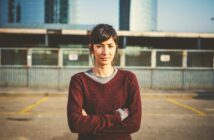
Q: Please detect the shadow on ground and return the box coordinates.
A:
[194,91,214,100]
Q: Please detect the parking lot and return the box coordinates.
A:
[0,93,214,140]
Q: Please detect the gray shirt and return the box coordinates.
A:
[84,68,118,84]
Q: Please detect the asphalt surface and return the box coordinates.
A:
[1,87,214,97]
[0,88,214,140]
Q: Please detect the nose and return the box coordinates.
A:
[102,46,109,55]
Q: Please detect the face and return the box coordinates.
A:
[92,37,117,67]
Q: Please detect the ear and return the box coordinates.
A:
[88,44,93,53]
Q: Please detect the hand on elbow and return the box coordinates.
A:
[82,109,87,116]
[116,108,129,121]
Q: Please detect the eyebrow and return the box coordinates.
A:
[99,43,115,45]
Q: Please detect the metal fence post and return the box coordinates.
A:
[27,48,32,87]
[182,50,187,69]
[58,48,63,67]
[151,50,156,88]
[58,48,63,88]
[182,50,187,89]
[151,49,156,68]
[27,48,32,67]
[120,49,126,68]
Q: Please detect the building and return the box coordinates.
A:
[0,0,79,28]
[119,0,157,31]
[45,0,78,24]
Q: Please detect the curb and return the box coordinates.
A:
[0,88,214,98]
[1,92,214,99]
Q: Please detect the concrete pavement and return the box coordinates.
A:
[0,87,214,99]
[0,92,214,140]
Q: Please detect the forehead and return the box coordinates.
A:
[97,37,115,45]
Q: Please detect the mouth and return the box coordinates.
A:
[100,57,109,61]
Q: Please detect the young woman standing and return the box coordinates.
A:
[67,24,142,140]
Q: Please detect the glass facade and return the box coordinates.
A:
[119,0,157,31]
[0,0,80,28]
[119,0,130,30]
[45,0,69,24]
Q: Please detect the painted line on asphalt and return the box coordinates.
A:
[166,98,207,116]
[18,96,48,114]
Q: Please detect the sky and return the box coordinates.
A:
[78,0,214,33]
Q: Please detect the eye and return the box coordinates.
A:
[108,44,115,48]
[95,45,102,48]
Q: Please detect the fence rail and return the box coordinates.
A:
[0,48,214,89]
[0,48,214,69]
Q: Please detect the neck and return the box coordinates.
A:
[93,65,114,77]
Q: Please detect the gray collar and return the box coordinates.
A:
[84,68,118,84]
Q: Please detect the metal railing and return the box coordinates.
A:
[0,48,213,89]
[0,47,213,69]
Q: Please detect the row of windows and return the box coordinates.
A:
[8,0,21,23]
[119,0,157,31]
[2,0,75,24]
[0,48,213,68]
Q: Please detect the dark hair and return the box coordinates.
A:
[89,24,118,49]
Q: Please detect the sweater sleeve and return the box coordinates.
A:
[67,74,122,134]
[96,72,142,135]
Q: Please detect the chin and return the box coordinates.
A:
[99,61,111,66]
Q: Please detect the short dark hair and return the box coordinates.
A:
[89,24,118,45]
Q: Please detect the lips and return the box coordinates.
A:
[101,58,108,60]
[100,57,110,61]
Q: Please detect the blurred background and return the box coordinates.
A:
[1,0,214,32]
[0,1,214,140]
[0,0,214,89]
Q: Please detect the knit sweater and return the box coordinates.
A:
[67,69,142,140]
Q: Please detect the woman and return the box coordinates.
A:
[67,24,142,140]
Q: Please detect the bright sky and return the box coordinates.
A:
[78,0,214,33]
[158,0,214,33]
[78,0,118,28]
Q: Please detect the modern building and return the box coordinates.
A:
[0,0,80,28]
[119,0,157,31]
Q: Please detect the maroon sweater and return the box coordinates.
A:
[67,69,142,140]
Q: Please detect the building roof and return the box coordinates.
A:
[0,28,214,38]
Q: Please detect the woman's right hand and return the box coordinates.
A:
[82,109,87,116]
[116,108,129,121]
